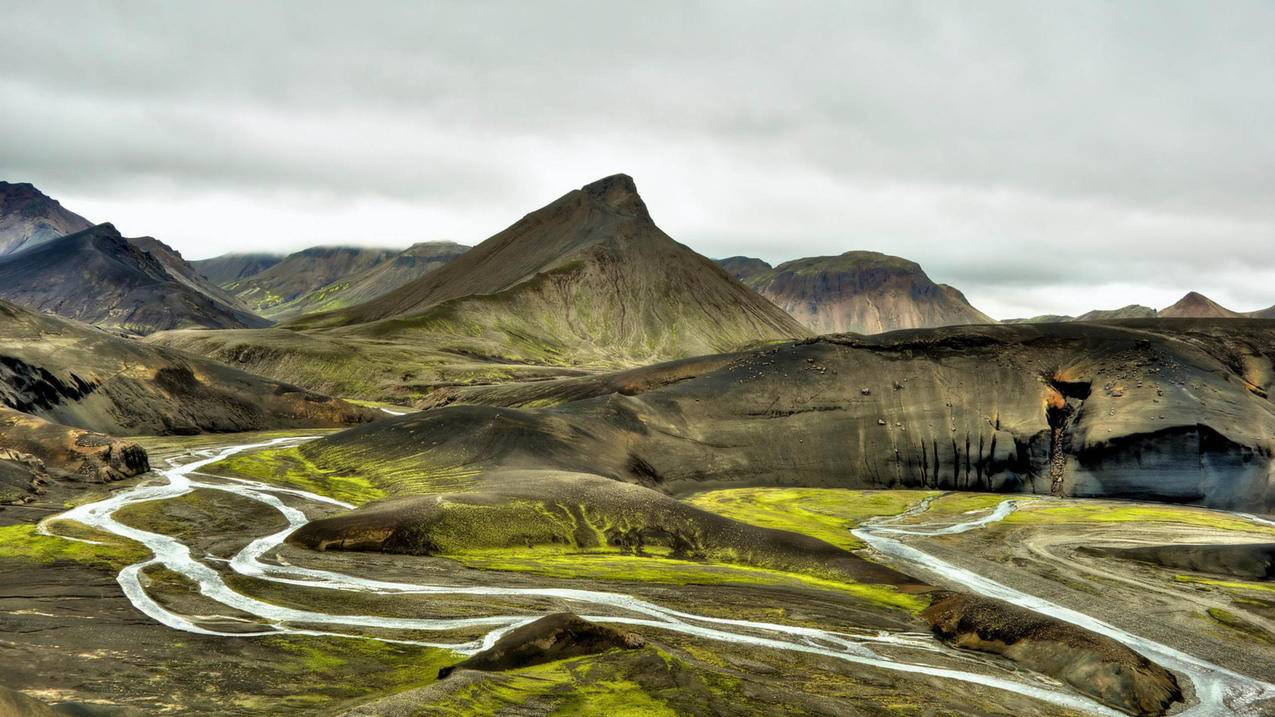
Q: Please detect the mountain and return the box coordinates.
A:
[224,246,400,318]
[1250,305,1275,319]
[1074,305,1159,321]
[734,250,994,334]
[191,252,284,285]
[149,175,810,400]
[0,223,269,334]
[715,256,772,282]
[1158,292,1243,319]
[0,181,93,256]
[0,299,375,435]
[253,241,470,320]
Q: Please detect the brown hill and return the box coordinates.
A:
[0,224,270,334]
[0,181,93,256]
[738,251,994,334]
[1159,292,1243,318]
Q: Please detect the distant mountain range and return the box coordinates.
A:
[717,251,994,334]
[1007,292,1275,323]
[190,252,284,285]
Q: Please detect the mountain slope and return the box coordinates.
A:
[0,182,93,256]
[715,256,772,282]
[191,252,284,285]
[1074,305,1159,321]
[0,299,375,435]
[738,251,994,334]
[259,241,469,320]
[150,175,810,400]
[1159,292,1243,319]
[225,246,399,318]
[0,224,269,334]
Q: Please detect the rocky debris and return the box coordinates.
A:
[0,407,149,500]
[437,612,645,679]
[1081,543,1275,580]
[922,591,1182,716]
[0,448,50,504]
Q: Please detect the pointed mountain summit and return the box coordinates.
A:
[1158,292,1242,319]
[737,250,994,334]
[0,223,269,334]
[288,174,807,364]
[0,181,93,256]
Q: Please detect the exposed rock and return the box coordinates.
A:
[0,406,148,502]
[437,612,645,678]
[922,591,1182,716]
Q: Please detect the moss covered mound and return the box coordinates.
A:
[438,612,645,678]
[922,591,1182,716]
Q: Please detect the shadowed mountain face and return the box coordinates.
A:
[224,246,400,318]
[0,224,270,334]
[726,251,994,334]
[328,319,1275,513]
[0,182,93,256]
[0,299,375,435]
[191,252,284,285]
[149,175,809,399]
[715,255,772,282]
[253,241,470,320]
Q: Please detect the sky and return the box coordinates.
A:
[2,1,1273,319]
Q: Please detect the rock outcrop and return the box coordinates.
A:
[437,613,645,678]
[922,591,1182,716]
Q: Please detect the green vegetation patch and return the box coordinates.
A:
[206,446,386,505]
[0,521,149,570]
[1173,574,1275,594]
[238,634,455,712]
[688,488,938,550]
[1007,503,1275,535]
[450,545,925,613]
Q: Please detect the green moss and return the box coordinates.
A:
[449,545,925,613]
[1008,504,1275,535]
[689,488,937,551]
[549,678,678,716]
[0,521,149,569]
[205,446,386,505]
[1174,574,1275,594]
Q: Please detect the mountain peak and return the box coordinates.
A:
[1159,291,1241,318]
[580,174,648,219]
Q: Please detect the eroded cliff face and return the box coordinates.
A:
[345,320,1275,512]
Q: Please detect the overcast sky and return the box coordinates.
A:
[2,2,1273,318]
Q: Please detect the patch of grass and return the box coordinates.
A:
[1007,503,1275,535]
[206,446,386,505]
[449,545,926,613]
[1173,574,1275,594]
[688,488,937,551]
[251,634,456,710]
[0,521,149,570]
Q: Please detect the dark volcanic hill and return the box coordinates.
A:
[736,251,994,334]
[192,252,284,285]
[303,319,1275,513]
[0,299,375,435]
[1159,291,1244,319]
[225,246,400,318]
[0,181,93,256]
[260,241,470,320]
[0,223,269,334]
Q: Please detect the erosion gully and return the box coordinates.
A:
[45,436,1275,716]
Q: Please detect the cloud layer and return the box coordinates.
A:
[3,1,1273,318]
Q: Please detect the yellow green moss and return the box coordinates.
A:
[205,446,385,505]
[0,521,149,569]
[1007,504,1275,535]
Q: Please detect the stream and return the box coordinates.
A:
[46,436,1275,715]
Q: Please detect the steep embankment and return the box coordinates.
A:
[0,181,93,256]
[728,251,994,334]
[150,175,809,400]
[0,300,376,435]
[224,246,400,318]
[0,224,270,334]
[298,319,1275,513]
[0,406,148,504]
